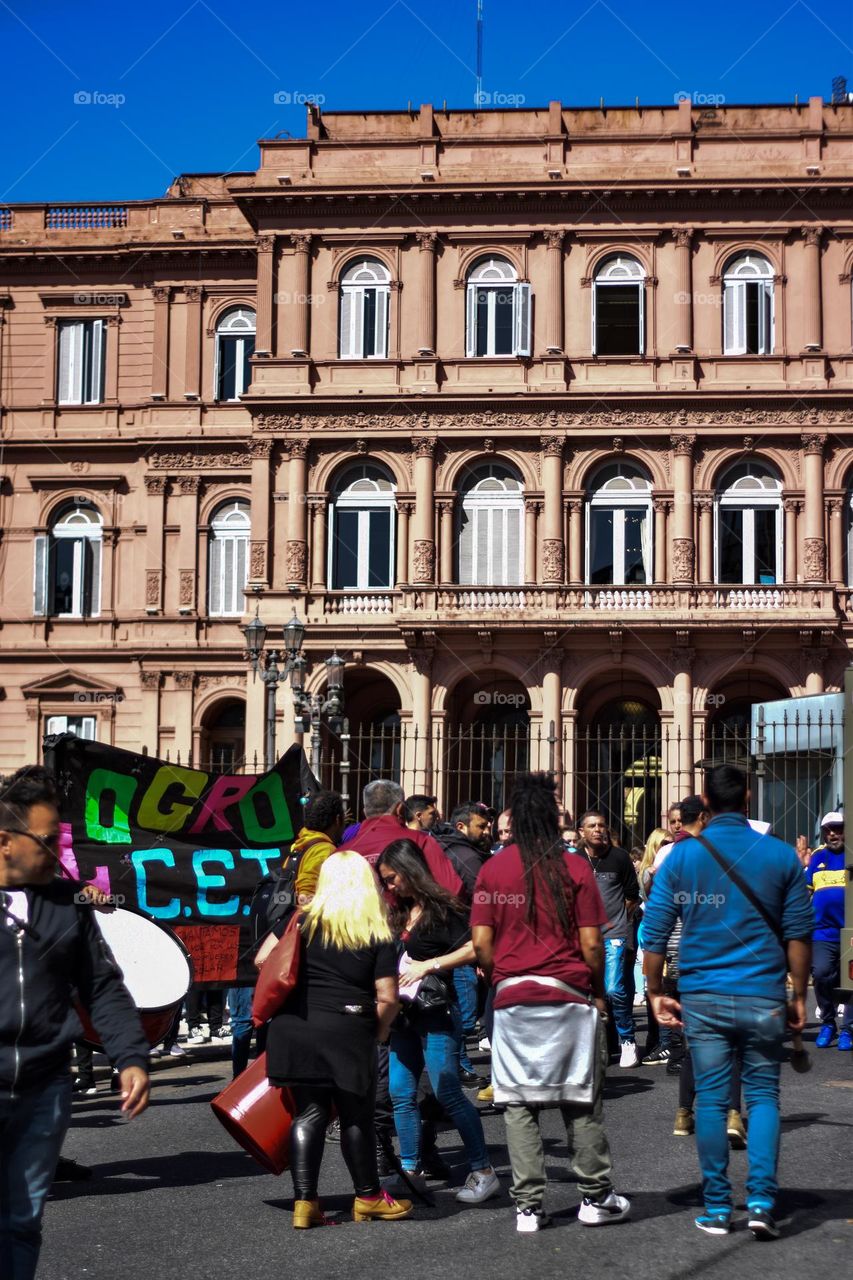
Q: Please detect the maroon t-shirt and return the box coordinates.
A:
[470,845,606,1008]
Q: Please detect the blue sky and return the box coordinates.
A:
[2,0,852,202]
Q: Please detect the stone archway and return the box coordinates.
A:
[199,698,246,771]
[441,670,531,814]
[319,668,402,814]
[575,678,662,850]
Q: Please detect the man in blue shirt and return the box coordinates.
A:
[806,812,852,1050]
[642,765,813,1241]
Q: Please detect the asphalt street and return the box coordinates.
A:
[42,1020,851,1280]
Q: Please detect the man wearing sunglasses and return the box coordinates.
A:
[0,765,150,1280]
[806,812,852,1051]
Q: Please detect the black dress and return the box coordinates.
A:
[266,930,397,1094]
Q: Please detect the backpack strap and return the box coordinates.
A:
[693,832,785,946]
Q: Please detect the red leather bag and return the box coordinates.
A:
[251,914,302,1027]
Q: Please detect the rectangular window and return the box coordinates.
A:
[57,319,105,404]
[595,286,641,356]
[589,509,615,583]
[363,289,377,358]
[332,509,360,589]
[52,539,77,614]
[493,289,514,355]
[754,508,777,583]
[719,508,744,583]
[623,510,648,584]
[45,714,96,739]
[366,509,391,588]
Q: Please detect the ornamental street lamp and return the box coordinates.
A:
[241,598,307,768]
[292,650,347,778]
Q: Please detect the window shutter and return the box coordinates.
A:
[590,283,597,355]
[724,281,746,354]
[491,508,506,583]
[465,285,477,358]
[58,321,83,404]
[506,506,522,584]
[352,288,365,358]
[637,284,645,355]
[234,534,248,612]
[374,286,389,358]
[475,507,490,584]
[239,336,255,395]
[45,716,67,736]
[514,282,532,356]
[339,289,354,358]
[80,716,97,740]
[223,538,235,614]
[759,281,774,354]
[33,534,48,616]
[90,538,102,616]
[458,507,473,583]
[209,535,223,614]
[86,319,105,403]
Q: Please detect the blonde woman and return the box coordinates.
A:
[638,827,671,901]
[266,851,412,1227]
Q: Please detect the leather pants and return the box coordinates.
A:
[290,1085,380,1199]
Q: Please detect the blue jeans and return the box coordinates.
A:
[0,1073,72,1280]
[227,987,266,1078]
[452,965,478,1073]
[812,937,853,1031]
[682,992,786,1215]
[603,937,635,1042]
[390,1006,490,1174]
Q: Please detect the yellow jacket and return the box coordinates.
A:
[292,827,336,899]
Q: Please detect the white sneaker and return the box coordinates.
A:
[455,1168,501,1205]
[478,1036,491,1052]
[169,1043,187,1057]
[185,1026,209,1045]
[619,1041,639,1069]
[578,1191,631,1226]
[516,1206,552,1233]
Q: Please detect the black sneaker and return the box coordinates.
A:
[665,1057,683,1076]
[748,1208,780,1240]
[54,1157,92,1183]
[459,1068,486,1088]
[421,1146,452,1181]
[641,1046,671,1066]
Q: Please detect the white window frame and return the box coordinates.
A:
[715,466,783,585]
[214,307,256,401]
[339,258,391,359]
[43,506,103,618]
[465,257,531,358]
[208,501,250,616]
[57,318,105,405]
[591,255,645,356]
[328,466,396,590]
[722,254,774,356]
[45,714,96,739]
[585,466,653,585]
[457,466,525,586]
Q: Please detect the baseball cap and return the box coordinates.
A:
[820,811,844,828]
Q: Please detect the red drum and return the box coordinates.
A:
[210,1052,294,1175]
[77,907,193,1049]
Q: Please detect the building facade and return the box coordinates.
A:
[1,97,852,837]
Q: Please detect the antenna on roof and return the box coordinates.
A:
[831,74,849,103]
[476,0,484,107]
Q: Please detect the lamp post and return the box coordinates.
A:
[291,648,347,778]
[241,600,306,768]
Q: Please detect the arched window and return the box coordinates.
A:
[34,503,103,617]
[465,257,531,358]
[722,253,774,355]
[716,462,782,585]
[215,307,256,400]
[339,258,390,359]
[592,255,645,356]
[457,463,525,585]
[586,462,652,585]
[329,464,396,590]
[208,501,250,616]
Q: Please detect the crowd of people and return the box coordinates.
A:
[1,756,850,1274]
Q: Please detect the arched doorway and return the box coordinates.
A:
[200,699,246,772]
[701,673,788,768]
[576,683,661,849]
[442,672,530,814]
[320,669,401,814]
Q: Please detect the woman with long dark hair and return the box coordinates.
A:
[377,839,500,1206]
[471,773,631,1233]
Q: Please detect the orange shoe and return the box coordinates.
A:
[352,1190,413,1222]
[293,1199,326,1229]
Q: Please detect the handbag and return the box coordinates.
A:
[251,913,302,1027]
[412,971,451,1014]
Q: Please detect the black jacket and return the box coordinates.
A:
[0,879,149,1100]
[434,828,489,900]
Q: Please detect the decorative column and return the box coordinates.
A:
[289,234,312,356]
[255,234,275,357]
[415,232,437,354]
[103,315,120,404]
[144,475,167,612]
[827,497,845,586]
[669,634,694,807]
[670,435,696,583]
[410,648,433,791]
[524,500,539,585]
[411,437,436,584]
[801,434,827,582]
[801,226,823,352]
[396,500,413,586]
[673,228,693,352]
[540,648,563,779]
[151,287,170,399]
[437,500,455,584]
[172,672,195,761]
[309,495,327,591]
[42,315,57,403]
[139,671,162,755]
[248,439,272,588]
[183,286,202,399]
[540,435,565,582]
[784,500,800,583]
[567,499,583,584]
[696,497,713,583]
[653,499,669,584]
[176,475,200,614]
[544,231,565,353]
[286,439,309,586]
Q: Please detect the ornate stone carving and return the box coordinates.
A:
[290,233,313,253]
[410,647,433,676]
[144,474,168,495]
[412,436,436,459]
[246,438,272,460]
[483,438,495,453]
[249,540,267,580]
[69,461,88,475]
[544,230,565,250]
[185,286,203,302]
[355,438,369,454]
[140,670,161,691]
[145,570,161,607]
[743,436,755,453]
[541,538,565,583]
[178,570,195,607]
[256,412,300,431]
[612,437,624,454]
[150,450,251,470]
[670,433,696,456]
[412,539,436,583]
[801,432,827,456]
[396,499,415,517]
[286,540,308,583]
[802,537,827,581]
[783,498,802,515]
[540,435,565,457]
[256,234,276,253]
[415,231,437,251]
[673,228,694,248]
[671,537,695,582]
[174,671,195,690]
[152,286,171,303]
[288,439,309,460]
[801,226,823,248]
[177,475,201,495]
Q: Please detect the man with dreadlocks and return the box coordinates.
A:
[471,772,631,1234]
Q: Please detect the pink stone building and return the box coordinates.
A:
[1,98,851,833]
